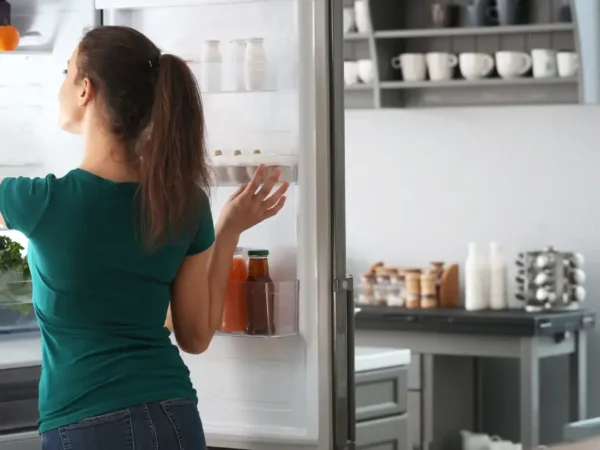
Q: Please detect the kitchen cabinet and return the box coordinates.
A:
[355,347,411,450]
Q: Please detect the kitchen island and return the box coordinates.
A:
[355,306,595,450]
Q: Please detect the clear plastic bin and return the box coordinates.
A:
[0,280,37,334]
[217,279,299,338]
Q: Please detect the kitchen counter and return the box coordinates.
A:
[355,346,410,372]
[0,333,41,370]
[355,305,595,336]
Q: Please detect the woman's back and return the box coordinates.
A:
[1,169,213,433]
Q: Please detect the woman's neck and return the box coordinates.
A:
[80,125,138,182]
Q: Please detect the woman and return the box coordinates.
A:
[0,26,288,450]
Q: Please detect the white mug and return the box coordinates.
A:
[495,51,532,79]
[343,7,355,34]
[426,52,458,81]
[344,61,359,85]
[357,59,374,84]
[459,53,494,80]
[354,0,371,33]
[531,48,558,78]
[392,53,427,82]
[557,51,579,78]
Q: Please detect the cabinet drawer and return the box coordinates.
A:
[356,414,409,450]
[356,367,407,422]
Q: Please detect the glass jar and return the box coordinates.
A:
[387,271,405,307]
[374,271,390,305]
[357,273,375,304]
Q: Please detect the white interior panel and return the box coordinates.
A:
[107,1,328,448]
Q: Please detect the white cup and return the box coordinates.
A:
[459,53,495,80]
[343,7,355,34]
[557,51,579,78]
[495,51,532,79]
[357,59,374,84]
[344,61,359,85]
[531,48,558,78]
[354,0,371,33]
[426,52,458,81]
[392,53,427,82]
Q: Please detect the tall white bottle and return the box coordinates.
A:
[200,40,222,93]
[465,242,487,311]
[489,242,508,310]
[244,38,268,91]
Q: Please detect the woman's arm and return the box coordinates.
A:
[169,165,288,354]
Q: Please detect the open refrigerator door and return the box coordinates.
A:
[97,0,353,448]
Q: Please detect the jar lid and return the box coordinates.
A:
[248,249,269,257]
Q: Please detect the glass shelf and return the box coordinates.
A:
[212,153,297,185]
[217,279,299,338]
[0,280,36,335]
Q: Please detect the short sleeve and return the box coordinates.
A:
[186,193,215,256]
[0,175,54,237]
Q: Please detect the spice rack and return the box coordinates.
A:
[216,279,299,338]
[356,262,460,309]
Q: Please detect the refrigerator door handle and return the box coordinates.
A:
[333,275,356,450]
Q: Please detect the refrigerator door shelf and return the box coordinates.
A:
[217,279,299,338]
[212,154,298,186]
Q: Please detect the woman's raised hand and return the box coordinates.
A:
[218,164,289,236]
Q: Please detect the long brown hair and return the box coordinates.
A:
[76,26,210,246]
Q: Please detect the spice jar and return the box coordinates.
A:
[358,273,375,304]
[404,271,421,309]
[388,270,405,307]
[374,270,390,305]
[430,261,445,303]
[420,271,438,309]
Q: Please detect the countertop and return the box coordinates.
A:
[355,305,596,336]
[0,333,42,370]
[0,334,411,374]
[355,346,410,372]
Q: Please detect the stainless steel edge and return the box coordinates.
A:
[326,0,355,446]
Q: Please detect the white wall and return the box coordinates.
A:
[345,106,600,442]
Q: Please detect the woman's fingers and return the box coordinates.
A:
[261,182,289,210]
[244,164,266,197]
[255,167,281,200]
[263,196,286,219]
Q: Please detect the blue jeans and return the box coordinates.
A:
[41,399,207,450]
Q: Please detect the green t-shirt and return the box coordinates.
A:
[0,169,215,433]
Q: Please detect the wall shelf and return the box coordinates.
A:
[374,23,575,39]
[379,77,577,90]
[343,0,582,108]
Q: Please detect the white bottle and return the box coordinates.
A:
[354,0,372,33]
[200,40,222,93]
[230,39,247,91]
[244,38,268,91]
[465,242,487,311]
[489,242,508,310]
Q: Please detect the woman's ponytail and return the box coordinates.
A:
[140,53,210,247]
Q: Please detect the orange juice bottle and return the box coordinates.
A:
[221,249,248,333]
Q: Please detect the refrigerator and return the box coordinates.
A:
[0,0,354,449]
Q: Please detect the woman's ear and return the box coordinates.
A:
[79,77,94,107]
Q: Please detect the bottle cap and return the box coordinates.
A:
[248,249,269,257]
